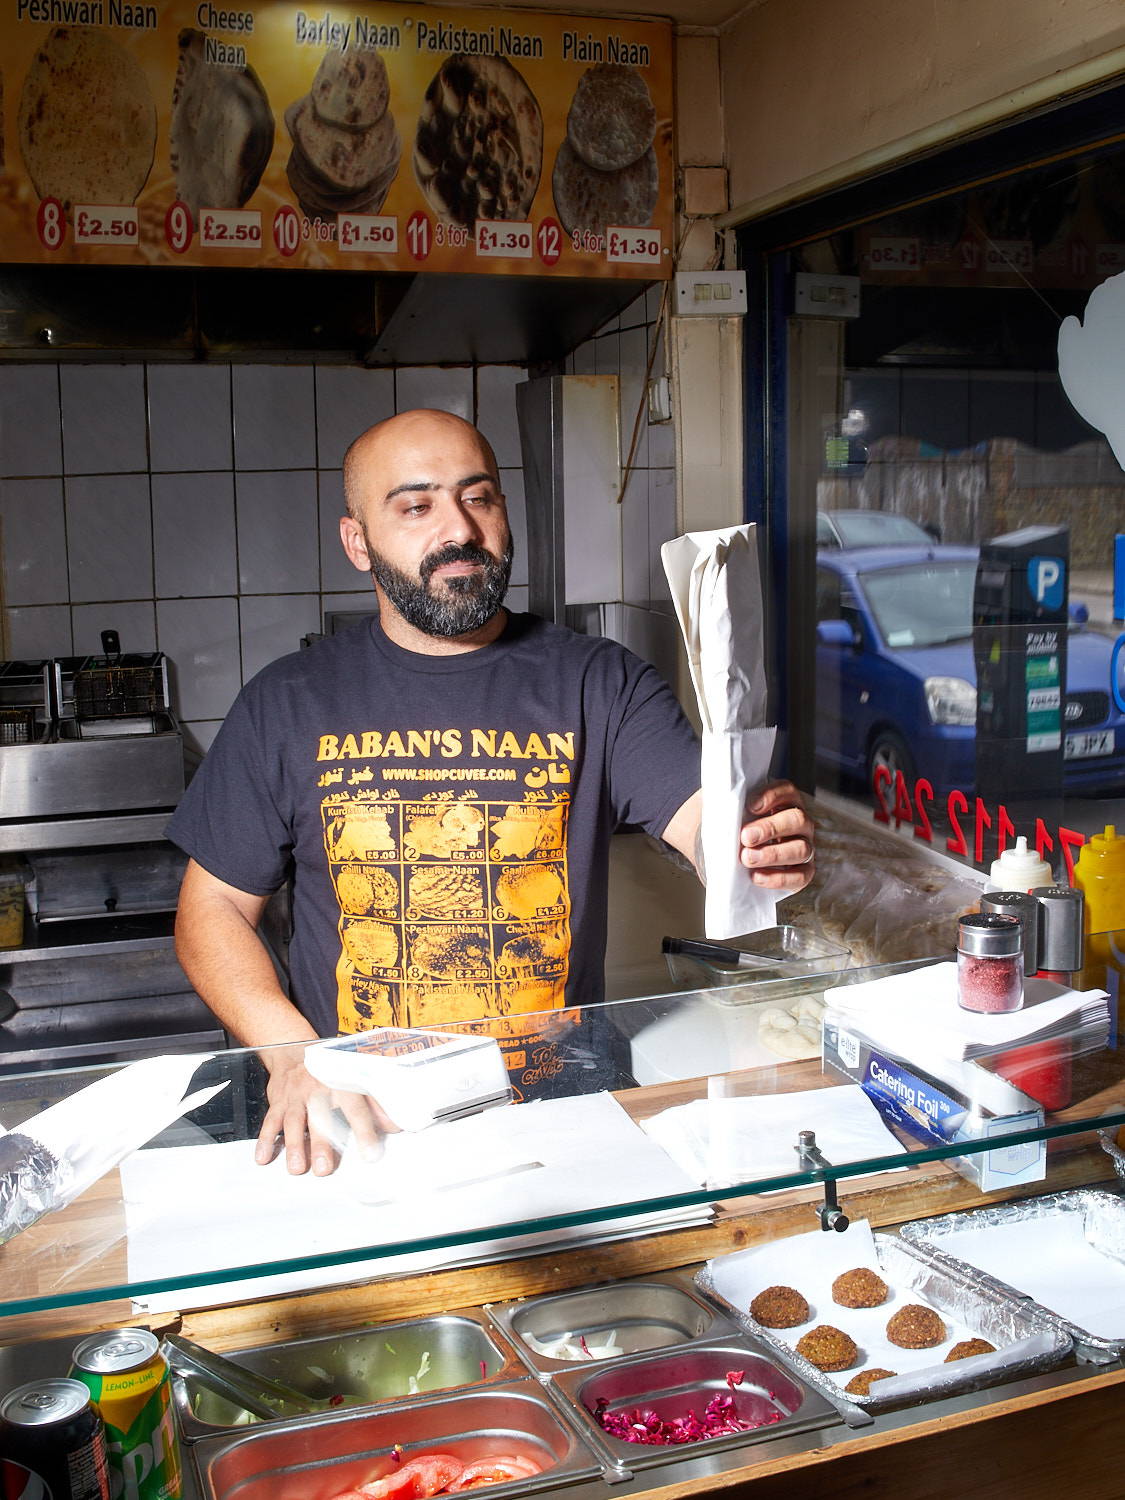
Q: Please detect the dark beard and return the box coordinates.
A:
[365,534,514,638]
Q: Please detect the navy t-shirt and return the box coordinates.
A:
[168,612,701,1037]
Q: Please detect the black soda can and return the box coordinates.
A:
[0,1377,110,1500]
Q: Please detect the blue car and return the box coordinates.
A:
[814,544,1125,799]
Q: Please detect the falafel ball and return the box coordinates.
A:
[749,1284,810,1328]
[886,1303,946,1349]
[831,1267,890,1309]
[945,1337,996,1361]
[844,1367,897,1396]
[795,1323,859,1372]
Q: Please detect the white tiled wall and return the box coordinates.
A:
[567,282,679,617]
[0,288,678,754]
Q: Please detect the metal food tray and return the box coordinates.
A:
[173,1311,525,1444]
[695,1233,1070,1415]
[900,1188,1125,1364]
[488,1271,738,1375]
[547,1338,840,1472]
[191,1380,604,1500]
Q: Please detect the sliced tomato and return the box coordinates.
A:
[446,1456,542,1491]
[395,1453,466,1498]
[330,1491,378,1500]
[356,1468,423,1500]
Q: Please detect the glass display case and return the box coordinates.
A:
[3,954,1125,1499]
[0,955,1121,1324]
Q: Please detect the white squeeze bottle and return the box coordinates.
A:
[986,835,1053,893]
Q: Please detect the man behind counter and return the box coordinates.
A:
[169,408,815,1175]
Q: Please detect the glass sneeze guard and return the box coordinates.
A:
[1,954,1122,1321]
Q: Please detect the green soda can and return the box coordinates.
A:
[69,1329,183,1500]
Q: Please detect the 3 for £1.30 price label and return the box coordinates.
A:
[74,205,139,246]
[606,227,662,265]
[476,220,533,259]
[200,208,262,249]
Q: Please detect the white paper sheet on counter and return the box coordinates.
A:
[662,525,780,940]
[640,1084,907,1188]
[121,1093,710,1312]
[936,1214,1125,1338]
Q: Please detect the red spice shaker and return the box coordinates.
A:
[956,913,1024,1013]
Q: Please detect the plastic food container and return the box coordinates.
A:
[489,1274,736,1373]
[172,1314,520,1443]
[549,1341,839,1470]
[191,1382,600,1500]
[662,927,851,1000]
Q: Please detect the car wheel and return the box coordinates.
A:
[867,729,916,788]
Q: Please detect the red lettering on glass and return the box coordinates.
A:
[947,790,969,856]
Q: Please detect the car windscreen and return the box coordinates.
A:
[859,561,977,649]
[831,513,931,546]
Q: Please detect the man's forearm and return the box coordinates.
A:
[174,861,317,1050]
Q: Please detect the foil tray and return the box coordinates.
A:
[172,1311,524,1444]
[488,1270,738,1374]
[191,1380,604,1500]
[900,1188,1125,1364]
[695,1233,1070,1415]
[547,1338,840,1471]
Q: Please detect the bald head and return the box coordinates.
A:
[338,406,512,648]
[342,408,499,518]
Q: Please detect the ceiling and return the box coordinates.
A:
[466,0,755,29]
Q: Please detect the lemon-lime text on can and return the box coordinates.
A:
[69,1331,182,1500]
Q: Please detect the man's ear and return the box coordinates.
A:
[340,514,372,574]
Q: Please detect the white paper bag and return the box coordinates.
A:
[662,525,780,938]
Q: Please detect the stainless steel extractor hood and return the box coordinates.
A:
[0,265,650,366]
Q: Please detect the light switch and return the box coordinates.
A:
[674,271,747,318]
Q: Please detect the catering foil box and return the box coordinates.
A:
[900,1188,1125,1364]
[695,1233,1070,1415]
[822,1010,1045,1191]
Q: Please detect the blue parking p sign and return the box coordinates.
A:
[1029,555,1065,610]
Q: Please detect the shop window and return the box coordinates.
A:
[746,110,1125,883]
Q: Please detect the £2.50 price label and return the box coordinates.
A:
[606,227,662,265]
[201,208,262,249]
[339,214,398,253]
[476,220,533,258]
[74,204,139,246]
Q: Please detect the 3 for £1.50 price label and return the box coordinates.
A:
[338,214,398,253]
[74,205,139,246]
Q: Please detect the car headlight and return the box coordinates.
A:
[925,675,977,726]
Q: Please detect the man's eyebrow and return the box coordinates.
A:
[383,473,499,502]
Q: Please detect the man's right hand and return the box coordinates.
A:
[254,1049,398,1175]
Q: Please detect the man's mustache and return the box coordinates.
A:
[420,542,498,584]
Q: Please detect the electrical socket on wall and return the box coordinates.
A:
[673,270,748,318]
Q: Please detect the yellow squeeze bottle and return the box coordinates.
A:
[1072,825,1125,1004]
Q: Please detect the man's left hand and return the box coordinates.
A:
[739,781,815,891]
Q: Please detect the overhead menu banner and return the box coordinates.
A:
[0,3,673,276]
